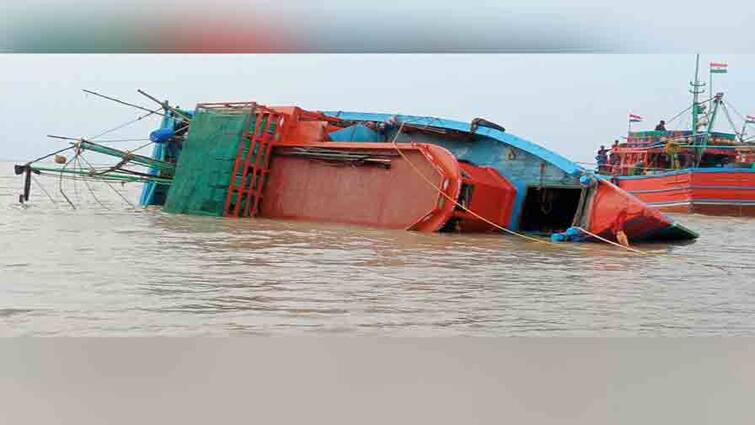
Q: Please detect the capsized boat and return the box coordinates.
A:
[597,55,755,216]
[132,101,697,243]
[14,93,698,244]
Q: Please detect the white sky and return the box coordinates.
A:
[4,1,755,53]
[1,54,754,164]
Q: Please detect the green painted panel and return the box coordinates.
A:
[163,109,253,216]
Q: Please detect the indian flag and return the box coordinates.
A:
[629,113,642,123]
[710,62,728,74]
[746,115,755,124]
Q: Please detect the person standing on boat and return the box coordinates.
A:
[595,145,609,173]
[664,141,681,169]
[609,140,620,174]
[632,160,645,176]
[655,120,667,131]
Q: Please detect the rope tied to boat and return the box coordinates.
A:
[390,126,732,271]
[389,122,649,255]
[573,226,647,255]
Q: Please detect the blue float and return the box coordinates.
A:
[149,128,175,144]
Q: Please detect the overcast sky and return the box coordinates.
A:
[4,0,755,53]
[2,54,754,164]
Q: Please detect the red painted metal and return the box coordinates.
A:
[260,142,461,232]
[212,101,470,232]
[223,107,256,217]
[269,106,338,144]
[223,106,286,217]
[586,179,679,240]
[404,143,463,232]
[453,163,516,232]
[234,112,266,217]
[615,170,755,216]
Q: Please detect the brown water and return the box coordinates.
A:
[1,164,754,336]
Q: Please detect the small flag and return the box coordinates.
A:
[629,113,643,123]
[746,115,755,124]
[710,62,728,74]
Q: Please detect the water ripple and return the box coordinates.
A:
[1,164,754,335]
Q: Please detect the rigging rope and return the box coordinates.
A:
[723,99,748,124]
[86,138,152,144]
[31,174,57,205]
[129,140,156,154]
[390,132,735,272]
[58,149,78,209]
[388,122,648,254]
[83,89,166,117]
[573,226,646,255]
[667,97,714,128]
[388,123,740,273]
[719,103,741,139]
[86,109,159,141]
[24,145,75,167]
[389,123,548,245]
[666,103,694,126]
[77,153,136,208]
[76,154,109,210]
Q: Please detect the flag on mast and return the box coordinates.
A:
[710,62,728,74]
[746,115,755,124]
[629,113,643,123]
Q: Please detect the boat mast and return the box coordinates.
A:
[706,93,723,135]
[690,54,706,141]
[699,92,724,160]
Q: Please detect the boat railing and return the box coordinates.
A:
[593,162,754,176]
[626,131,739,148]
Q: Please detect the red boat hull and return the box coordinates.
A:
[615,169,755,217]
[581,178,694,242]
[259,142,520,233]
[261,142,463,232]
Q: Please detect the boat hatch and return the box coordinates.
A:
[519,187,582,234]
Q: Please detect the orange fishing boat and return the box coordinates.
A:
[597,56,755,216]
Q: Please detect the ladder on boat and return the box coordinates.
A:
[223,107,286,218]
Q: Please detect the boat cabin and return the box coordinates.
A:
[601,130,754,176]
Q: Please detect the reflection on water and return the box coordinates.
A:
[1,166,754,335]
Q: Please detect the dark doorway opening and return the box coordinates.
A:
[519,187,582,233]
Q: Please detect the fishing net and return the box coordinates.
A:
[163,109,253,216]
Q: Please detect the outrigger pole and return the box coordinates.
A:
[57,138,175,172]
[14,145,76,204]
[15,138,174,205]
[16,89,190,206]
[137,89,193,122]
[82,88,191,125]
[83,89,166,117]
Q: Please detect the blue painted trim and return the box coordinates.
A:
[139,114,174,206]
[508,181,527,230]
[324,110,586,230]
[324,111,584,176]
